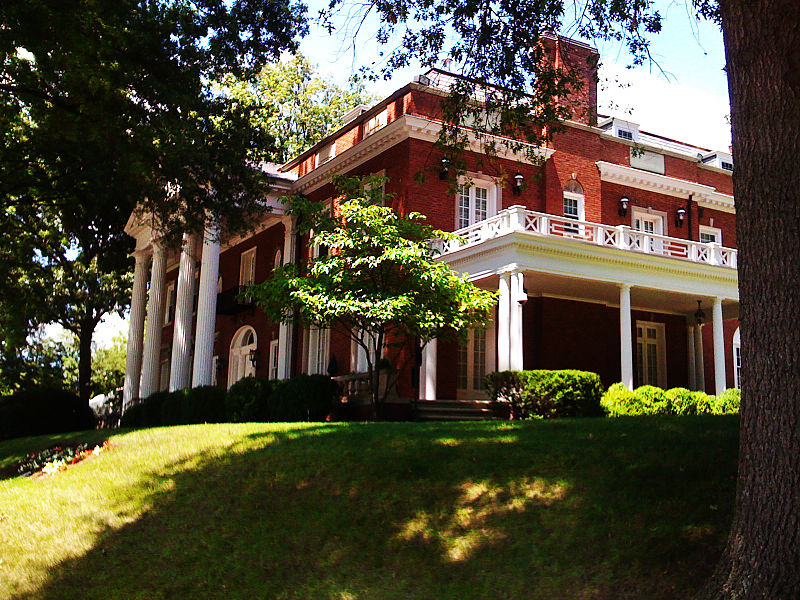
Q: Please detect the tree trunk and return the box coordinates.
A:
[76,319,96,403]
[699,1,800,597]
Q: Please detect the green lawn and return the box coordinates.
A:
[0,417,738,600]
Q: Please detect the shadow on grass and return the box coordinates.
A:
[16,417,738,600]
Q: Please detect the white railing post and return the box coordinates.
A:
[616,225,629,250]
[508,205,526,232]
[709,242,721,266]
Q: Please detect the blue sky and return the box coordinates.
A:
[298,0,731,150]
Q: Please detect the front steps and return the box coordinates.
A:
[415,399,495,421]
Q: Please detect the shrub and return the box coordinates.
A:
[485,370,604,419]
[160,390,187,426]
[692,391,717,415]
[600,383,640,416]
[714,388,741,414]
[664,387,697,415]
[184,386,227,424]
[119,400,144,428]
[0,388,97,440]
[226,377,273,422]
[270,375,339,422]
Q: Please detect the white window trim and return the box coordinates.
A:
[273,248,283,270]
[364,108,388,136]
[164,282,176,326]
[455,173,499,230]
[228,325,257,389]
[562,189,585,222]
[307,326,330,375]
[315,142,336,168]
[268,339,280,381]
[635,320,667,388]
[239,247,257,288]
[699,225,723,245]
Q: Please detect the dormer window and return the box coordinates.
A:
[721,161,734,171]
[364,109,388,136]
[701,151,733,171]
[617,129,634,141]
[315,142,335,167]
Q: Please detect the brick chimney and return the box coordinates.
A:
[542,34,599,126]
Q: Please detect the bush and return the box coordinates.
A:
[485,370,604,419]
[601,384,740,416]
[183,386,227,423]
[270,375,339,422]
[714,388,741,414]
[225,377,272,422]
[0,387,97,440]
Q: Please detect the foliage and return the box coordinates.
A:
[601,384,740,417]
[485,370,604,419]
[13,441,109,477]
[220,53,377,163]
[226,376,274,422]
[0,387,96,441]
[0,330,78,396]
[90,335,127,399]
[269,375,340,422]
[253,175,497,405]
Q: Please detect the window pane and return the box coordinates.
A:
[564,197,579,219]
[474,187,488,222]
[458,185,471,229]
[472,330,486,390]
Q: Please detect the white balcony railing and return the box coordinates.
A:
[434,206,738,269]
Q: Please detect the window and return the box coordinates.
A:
[211,355,219,386]
[217,275,223,294]
[636,321,666,387]
[699,225,722,245]
[733,327,742,389]
[228,326,257,388]
[456,329,488,399]
[307,327,330,375]
[364,109,388,136]
[315,142,335,167]
[721,161,734,171]
[165,282,177,326]
[617,129,634,140]
[159,345,171,392]
[562,180,585,234]
[273,249,282,270]
[632,209,665,253]
[239,247,256,302]
[456,176,498,230]
[269,339,279,380]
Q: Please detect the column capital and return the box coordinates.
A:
[130,248,151,262]
[619,283,633,291]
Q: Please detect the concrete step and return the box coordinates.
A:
[415,399,496,421]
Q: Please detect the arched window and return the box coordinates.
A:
[273,249,282,270]
[228,326,257,388]
[733,327,741,389]
[563,179,585,221]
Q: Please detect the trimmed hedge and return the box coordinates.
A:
[485,370,605,419]
[121,374,339,428]
[601,383,740,416]
[0,388,97,440]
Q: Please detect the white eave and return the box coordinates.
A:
[596,161,735,214]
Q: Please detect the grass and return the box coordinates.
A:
[0,417,738,599]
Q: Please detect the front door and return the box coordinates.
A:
[636,321,666,387]
[457,329,488,400]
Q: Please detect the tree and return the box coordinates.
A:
[91,335,127,399]
[220,54,378,164]
[253,175,497,407]
[316,1,798,596]
[0,0,308,399]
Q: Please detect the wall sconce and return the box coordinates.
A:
[439,157,450,180]
[248,348,259,368]
[512,173,524,196]
[694,301,706,326]
[618,196,629,217]
[675,207,687,228]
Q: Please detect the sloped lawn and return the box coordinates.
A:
[0,417,738,599]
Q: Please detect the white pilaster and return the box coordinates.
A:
[123,251,150,407]
[169,233,198,391]
[420,339,437,400]
[687,324,697,390]
[140,243,167,399]
[277,217,297,379]
[192,223,221,387]
[694,325,706,393]
[497,273,511,371]
[712,297,727,394]
[509,271,524,371]
[619,284,634,389]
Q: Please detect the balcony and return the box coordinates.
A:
[216,286,255,316]
[434,206,737,269]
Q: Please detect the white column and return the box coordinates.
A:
[497,273,511,371]
[694,325,706,393]
[687,324,697,390]
[169,233,198,391]
[420,339,437,400]
[712,297,727,394]
[277,217,297,379]
[509,271,524,371]
[123,250,150,407]
[191,223,221,387]
[619,284,634,389]
[140,243,167,399]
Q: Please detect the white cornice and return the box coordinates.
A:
[596,161,736,214]
[292,114,555,195]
